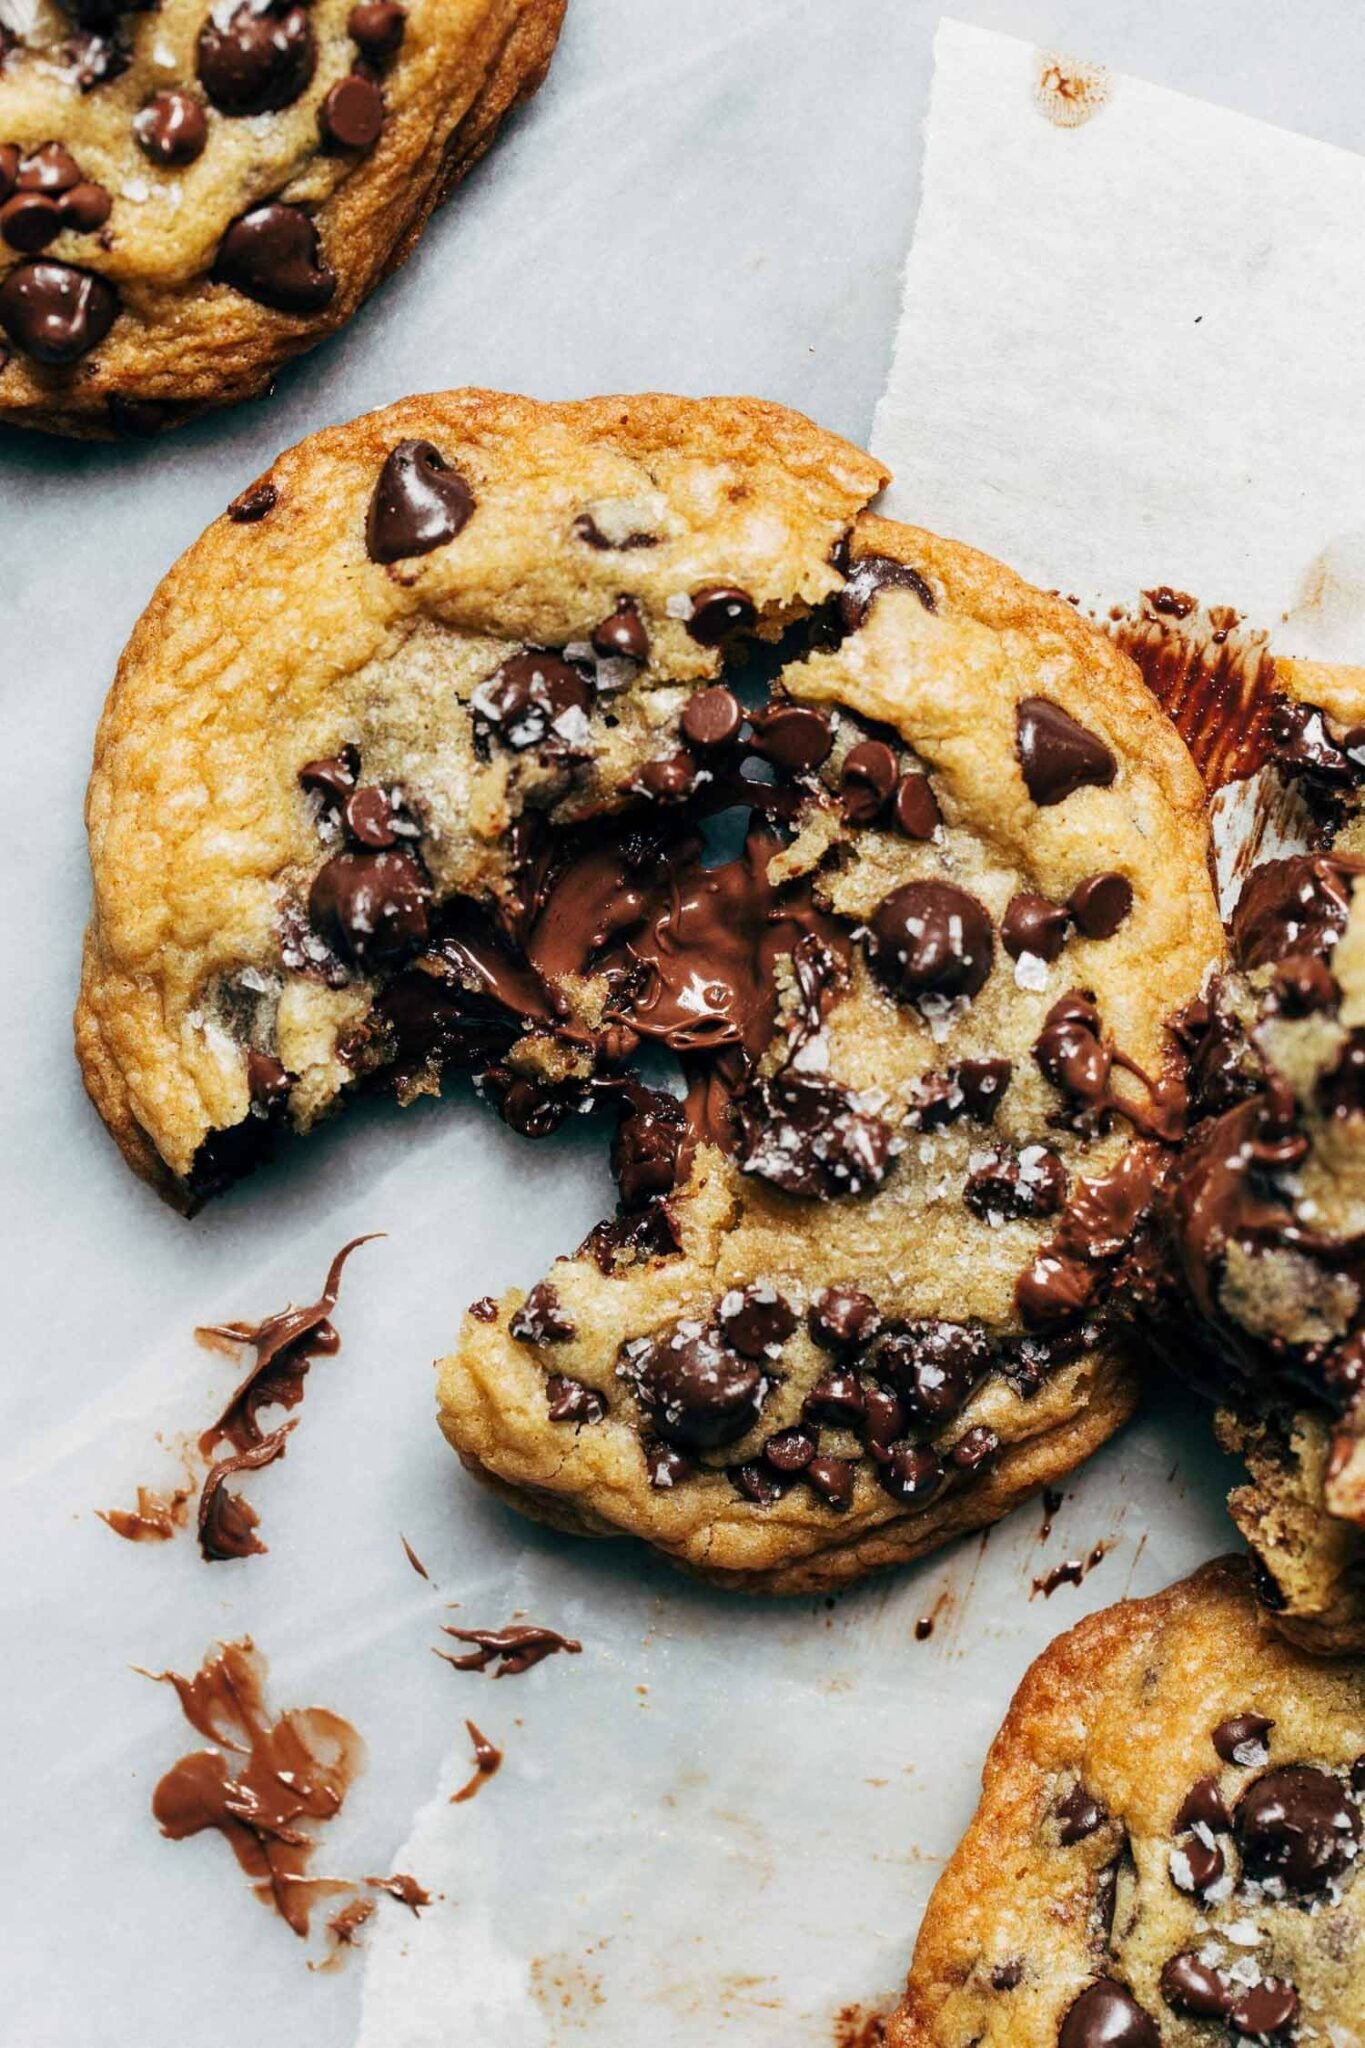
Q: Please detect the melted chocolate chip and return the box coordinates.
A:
[474,651,594,752]
[228,478,278,523]
[964,1146,1067,1221]
[957,1058,1014,1122]
[875,1320,988,1426]
[65,27,130,90]
[1176,1774,1231,1834]
[1057,1783,1106,1844]
[732,1461,790,1506]
[875,1442,945,1508]
[718,1285,795,1359]
[1234,1765,1362,1893]
[0,259,118,363]
[686,584,757,644]
[348,0,405,60]
[214,202,335,312]
[739,1070,894,1200]
[632,752,697,801]
[1272,953,1338,1016]
[1229,1981,1299,2039]
[624,1323,769,1450]
[838,552,935,630]
[893,773,941,840]
[308,849,430,972]
[1069,873,1133,940]
[197,0,316,115]
[867,881,994,1003]
[612,1085,684,1208]
[321,72,384,150]
[949,1424,998,1469]
[1016,698,1116,807]
[1171,1831,1225,1895]
[1160,1954,1234,2020]
[803,1368,866,1428]
[365,439,473,564]
[1212,1712,1273,1765]
[680,685,742,752]
[1034,991,1110,1108]
[510,1281,575,1345]
[545,1374,604,1424]
[645,1440,693,1488]
[135,89,209,164]
[763,1426,815,1474]
[591,597,649,663]
[1231,853,1365,971]
[749,703,833,776]
[1057,1982,1158,2048]
[804,1455,855,1509]
[808,1288,881,1350]
[1002,892,1070,962]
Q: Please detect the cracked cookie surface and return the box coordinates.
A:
[885,1558,1365,2048]
[0,0,564,433]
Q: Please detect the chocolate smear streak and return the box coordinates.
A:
[99,1481,192,1542]
[401,1535,432,1581]
[365,1871,431,1912]
[451,1720,503,1802]
[147,1639,364,1937]
[435,1622,582,1678]
[1032,1541,1110,1598]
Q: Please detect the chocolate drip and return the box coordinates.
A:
[436,1623,582,1677]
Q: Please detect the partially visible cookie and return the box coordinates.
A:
[0,0,565,435]
[886,1557,1365,2048]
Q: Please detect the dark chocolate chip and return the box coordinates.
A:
[841,739,898,824]
[65,27,130,90]
[644,1440,693,1489]
[964,1146,1067,1221]
[591,597,649,663]
[214,201,335,312]
[803,1369,867,1428]
[866,881,994,1002]
[343,784,412,849]
[1001,892,1070,963]
[625,1323,769,1450]
[875,1320,988,1427]
[838,552,935,630]
[134,89,209,165]
[808,1288,881,1350]
[59,180,111,233]
[718,1285,795,1359]
[366,438,474,564]
[1034,991,1110,1106]
[228,478,278,523]
[1057,1783,1106,1845]
[990,1962,1023,1993]
[892,773,941,840]
[738,1071,894,1201]
[246,1049,290,1106]
[307,848,430,972]
[732,1461,791,1506]
[763,1427,815,1474]
[1170,1831,1225,1895]
[16,142,82,193]
[861,1383,906,1449]
[686,583,756,645]
[545,1374,604,1424]
[804,1455,855,1509]
[510,1281,576,1345]
[1233,1764,1362,1893]
[633,751,697,800]
[347,0,405,61]
[680,685,742,751]
[1160,1954,1234,2021]
[198,0,316,116]
[875,1441,945,1507]
[749,703,833,776]
[1176,1775,1231,1834]
[1229,1981,1299,2039]
[0,259,118,362]
[1057,1982,1158,2048]
[956,1057,1014,1122]
[612,1086,684,1208]
[1272,952,1338,1016]
[949,1425,998,1470]
[1212,1713,1273,1765]
[299,748,359,803]
[1069,873,1134,940]
[468,1296,498,1323]
[1016,697,1117,806]
[0,192,63,253]
[320,71,384,150]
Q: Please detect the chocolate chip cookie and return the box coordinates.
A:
[1158,664,1365,1655]
[884,1558,1364,2048]
[0,0,565,435]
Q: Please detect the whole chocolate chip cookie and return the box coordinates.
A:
[884,1558,1364,2048]
[1155,663,1365,1655]
[0,0,565,435]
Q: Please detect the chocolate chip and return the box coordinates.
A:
[875,1320,988,1426]
[1212,1712,1273,1765]
[964,1146,1067,1221]
[343,784,414,849]
[1069,873,1133,940]
[308,849,430,972]
[65,27,130,90]
[718,1285,795,1359]
[1176,1775,1231,1834]
[320,72,384,150]
[348,0,405,60]
[591,597,649,663]
[634,752,697,800]
[16,142,82,193]
[510,1281,576,1345]
[0,145,17,202]
[1170,1831,1225,1895]
[862,1384,906,1449]
[893,773,940,840]
[866,881,995,1002]
[1233,1764,1362,1893]
[60,180,111,234]
[624,1323,769,1450]
[739,1071,894,1200]
[0,259,118,362]
[545,1374,604,1424]
[494,1076,572,1140]
[804,1455,855,1509]
[956,1058,1013,1122]
[246,1049,290,1106]
[733,1461,791,1506]
[612,1086,684,1208]
[0,192,63,253]
[1034,991,1110,1107]
[989,1962,1023,1993]
[644,1440,693,1488]
[949,1425,998,1470]
[1229,1981,1299,2039]
[841,739,898,823]
[1232,852,1365,970]
[469,1296,498,1323]
[838,552,935,631]
[300,748,359,804]
[1272,952,1338,1016]
[1057,1982,1158,2048]
[134,89,209,165]
[876,1442,945,1507]
[228,478,278,523]
[366,438,474,565]
[214,201,335,312]
[749,704,833,776]
[1001,892,1070,963]
[763,1427,815,1474]
[808,1288,881,1350]
[474,651,594,753]
[1160,1954,1234,2021]
[1016,698,1117,806]
[680,685,742,751]
[686,583,757,645]
[1057,1783,1106,1844]
[803,1369,866,1428]
[198,0,316,115]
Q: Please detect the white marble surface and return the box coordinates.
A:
[5,4,1365,2044]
